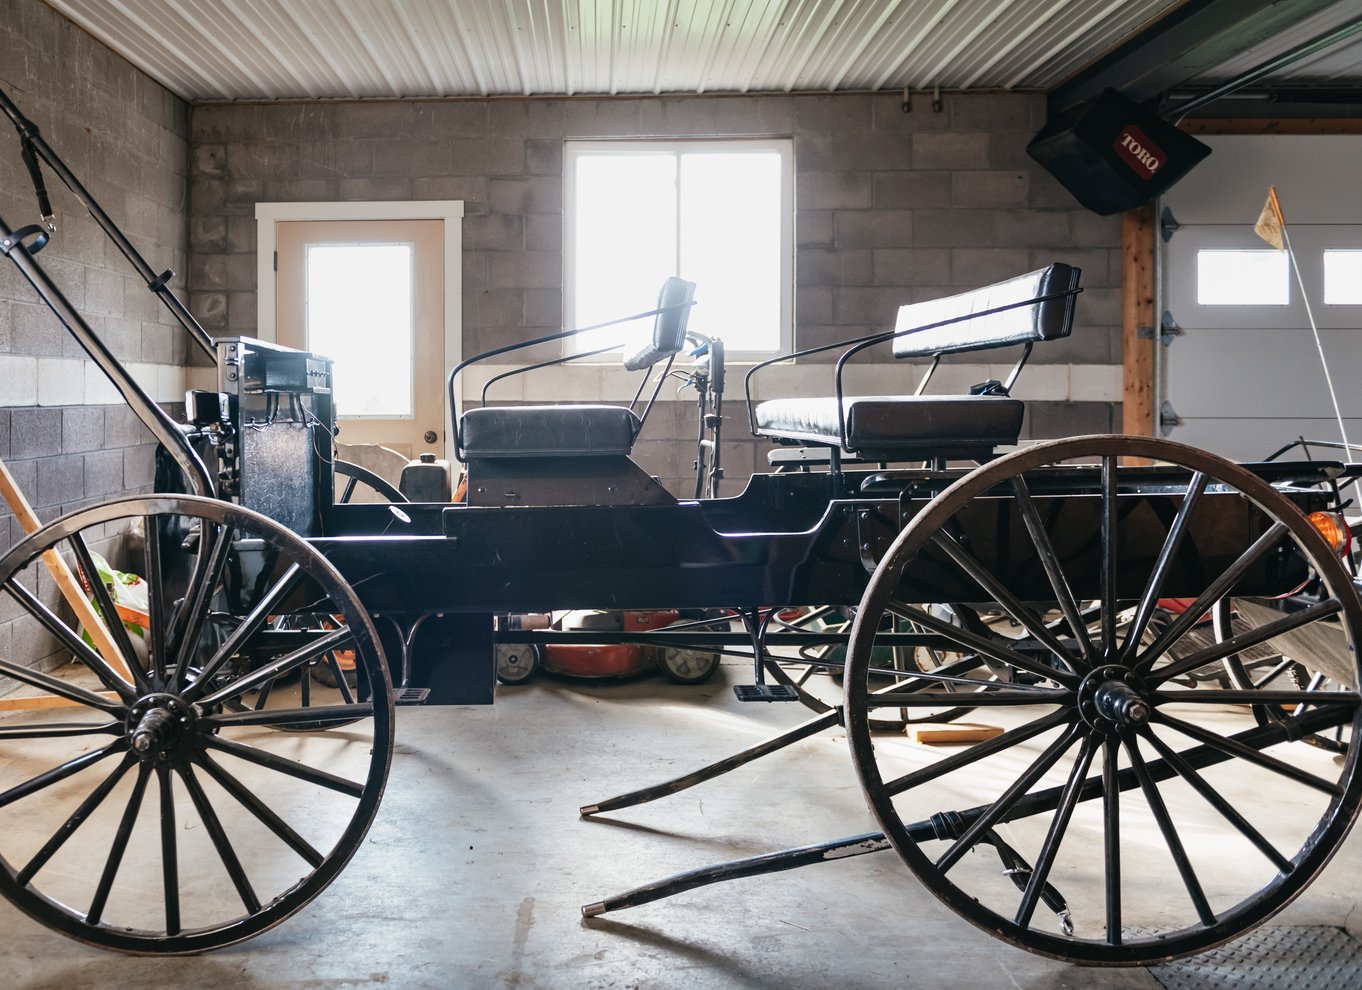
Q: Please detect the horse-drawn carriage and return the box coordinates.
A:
[1,87,1359,966]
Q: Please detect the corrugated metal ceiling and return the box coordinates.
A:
[43,0,1190,102]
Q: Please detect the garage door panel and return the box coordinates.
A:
[1169,418,1360,462]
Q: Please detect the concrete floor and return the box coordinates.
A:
[3,661,1361,990]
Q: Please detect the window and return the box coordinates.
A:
[1323,249,1362,305]
[1196,249,1290,306]
[565,140,793,358]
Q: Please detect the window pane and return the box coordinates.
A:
[306,243,414,417]
[573,153,677,352]
[679,151,783,351]
[1196,249,1290,305]
[1324,249,1362,304]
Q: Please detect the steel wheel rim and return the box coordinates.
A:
[0,495,394,953]
[844,435,1362,965]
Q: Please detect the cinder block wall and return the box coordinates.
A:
[0,0,190,674]
[190,92,1121,496]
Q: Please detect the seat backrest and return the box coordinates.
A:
[623,276,696,371]
[891,263,1080,359]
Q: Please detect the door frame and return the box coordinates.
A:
[256,200,464,460]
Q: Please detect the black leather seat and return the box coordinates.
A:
[753,394,1023,456]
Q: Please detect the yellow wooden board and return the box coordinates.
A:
[907,722,1004,745]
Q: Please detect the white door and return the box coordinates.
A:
[1159,136,1362,460]
[276,219,445,459]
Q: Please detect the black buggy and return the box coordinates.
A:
[1,87,1360,966]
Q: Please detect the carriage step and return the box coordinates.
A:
[734,684,800,702]
[394,687,432,705]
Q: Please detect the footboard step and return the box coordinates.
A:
[907,722,1003,745]
[394,687,431,705]
[734,684,800,702]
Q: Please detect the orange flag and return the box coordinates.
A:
[1254,186,1286,250]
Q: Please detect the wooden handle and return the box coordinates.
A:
[0,456,136,687]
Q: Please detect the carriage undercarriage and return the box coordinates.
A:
[2,85,1361,967]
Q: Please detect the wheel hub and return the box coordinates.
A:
[1077,664,1152,733]
[126,693,196,761]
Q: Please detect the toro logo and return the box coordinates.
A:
[1113,125,1164,179]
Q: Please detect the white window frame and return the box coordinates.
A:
[564,139,794,361]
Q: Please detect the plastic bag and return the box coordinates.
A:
[80,551,150,669]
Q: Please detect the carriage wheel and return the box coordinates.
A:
[763,606,993,730]
[0,495,393,953]
[334,460,407,504]
[844,436,1362,965]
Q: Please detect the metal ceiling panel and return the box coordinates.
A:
[40,0,1264,103]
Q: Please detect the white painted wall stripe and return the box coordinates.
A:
[0,356,189,408]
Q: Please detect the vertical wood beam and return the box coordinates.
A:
[1122,205,1156,439]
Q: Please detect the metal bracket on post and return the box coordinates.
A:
[1138,312,1184,347]
[1159,401,1182,436]
[1160,206,1181,242]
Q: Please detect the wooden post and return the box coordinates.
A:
[0,455,135,687]
[1122,205,1156,455]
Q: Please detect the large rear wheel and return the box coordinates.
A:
[844,436,1362,964]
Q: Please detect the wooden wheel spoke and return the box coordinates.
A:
[1149,598,1343,687]
[197,753,325,868]
[934,723,1083,874]
[1103,738,1122,946]
[17,754,137,886]
[144,516,170,687]
[1154,710,1345,796]
[178,762,261,915]
[193,626,353,709]
[1140,726,1292,873]
[66,532,148,692]
[167,522,235,677]
[1011,476,1096,667]
[189,564,306,695]
[1122,735,1216,927]
[1100,455,1119,655]
[929,531,1081,674]
[324,653,357,705]
[2,580,133,700]
[1135,522,1290,674]
[886,602,1075,688]
[865,687,1067,708]
[0,739,127,810]
[1119,471,1210,664]
[204,735,366,798]
[157,765,180,936]
[0,720,120,740]
[205,702,373,730]
[86,763,152,927]
[1154,689,1359,707]
[885,710,1073,795]
[1015,734,1099,930]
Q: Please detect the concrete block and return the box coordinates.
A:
[796,211,834,248]
[873,171,952,209]
[192,105,262,144]
[227,291,258,334]
[485,251,561,290]
[833,286,913,326]
[1028,166,1084,210]
[37,359,82,406]
[413,175,489,207]
[1075,285,1121,327]
[951,171,1029,209]
[465,289,525,329]
[525,215,562,253]
[0,409,8,458]
[910,209,995,248]
[1034,325,1115,365]
[524,288,562,328]
[415,102,490,139]
[36,453,84,509]
[266,177,343,201]
[328,103,416,141]
[834,210,913,249]
[488,177,561,215]
[796,286,833,325]
[190,291,228,332]
[526,138,563,176]
[871,248,950,288]
[106,405,150,448]
[951,93,1037,132]
[1069,211,1123,248]
[487,99,565,138]
[870,93,953,133]
[190,216,228,254]
[227,217,257,254]
[794,133,838,173]
[82,448,125,498]
[373,140,457,177]
[797,249,872,287]
[950,248,1031,288]
[13,302,65,358]
[913,132,989,170]
[337,176,412,201]
[140,323,176,364]
[124,443,157,490]
[1025,400,1115,440]
[563,100,642,137]
[994,210,1072,248]
[464,214,524,252]
[797,171,873,210]
[9,407,60,457]
[794,94,872,133]
[988,130,1042,170]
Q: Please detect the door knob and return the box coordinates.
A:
[423,430,438,444]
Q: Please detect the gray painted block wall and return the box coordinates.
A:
[189,91,1122,496]
[1,0,189,676]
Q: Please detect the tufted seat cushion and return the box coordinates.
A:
[754,394,1023,454]
[460,404,641,458]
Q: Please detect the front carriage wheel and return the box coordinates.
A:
[0,495,394,953]
[844,436,1362,965]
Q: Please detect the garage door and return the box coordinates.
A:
[1159,135,1362,461]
